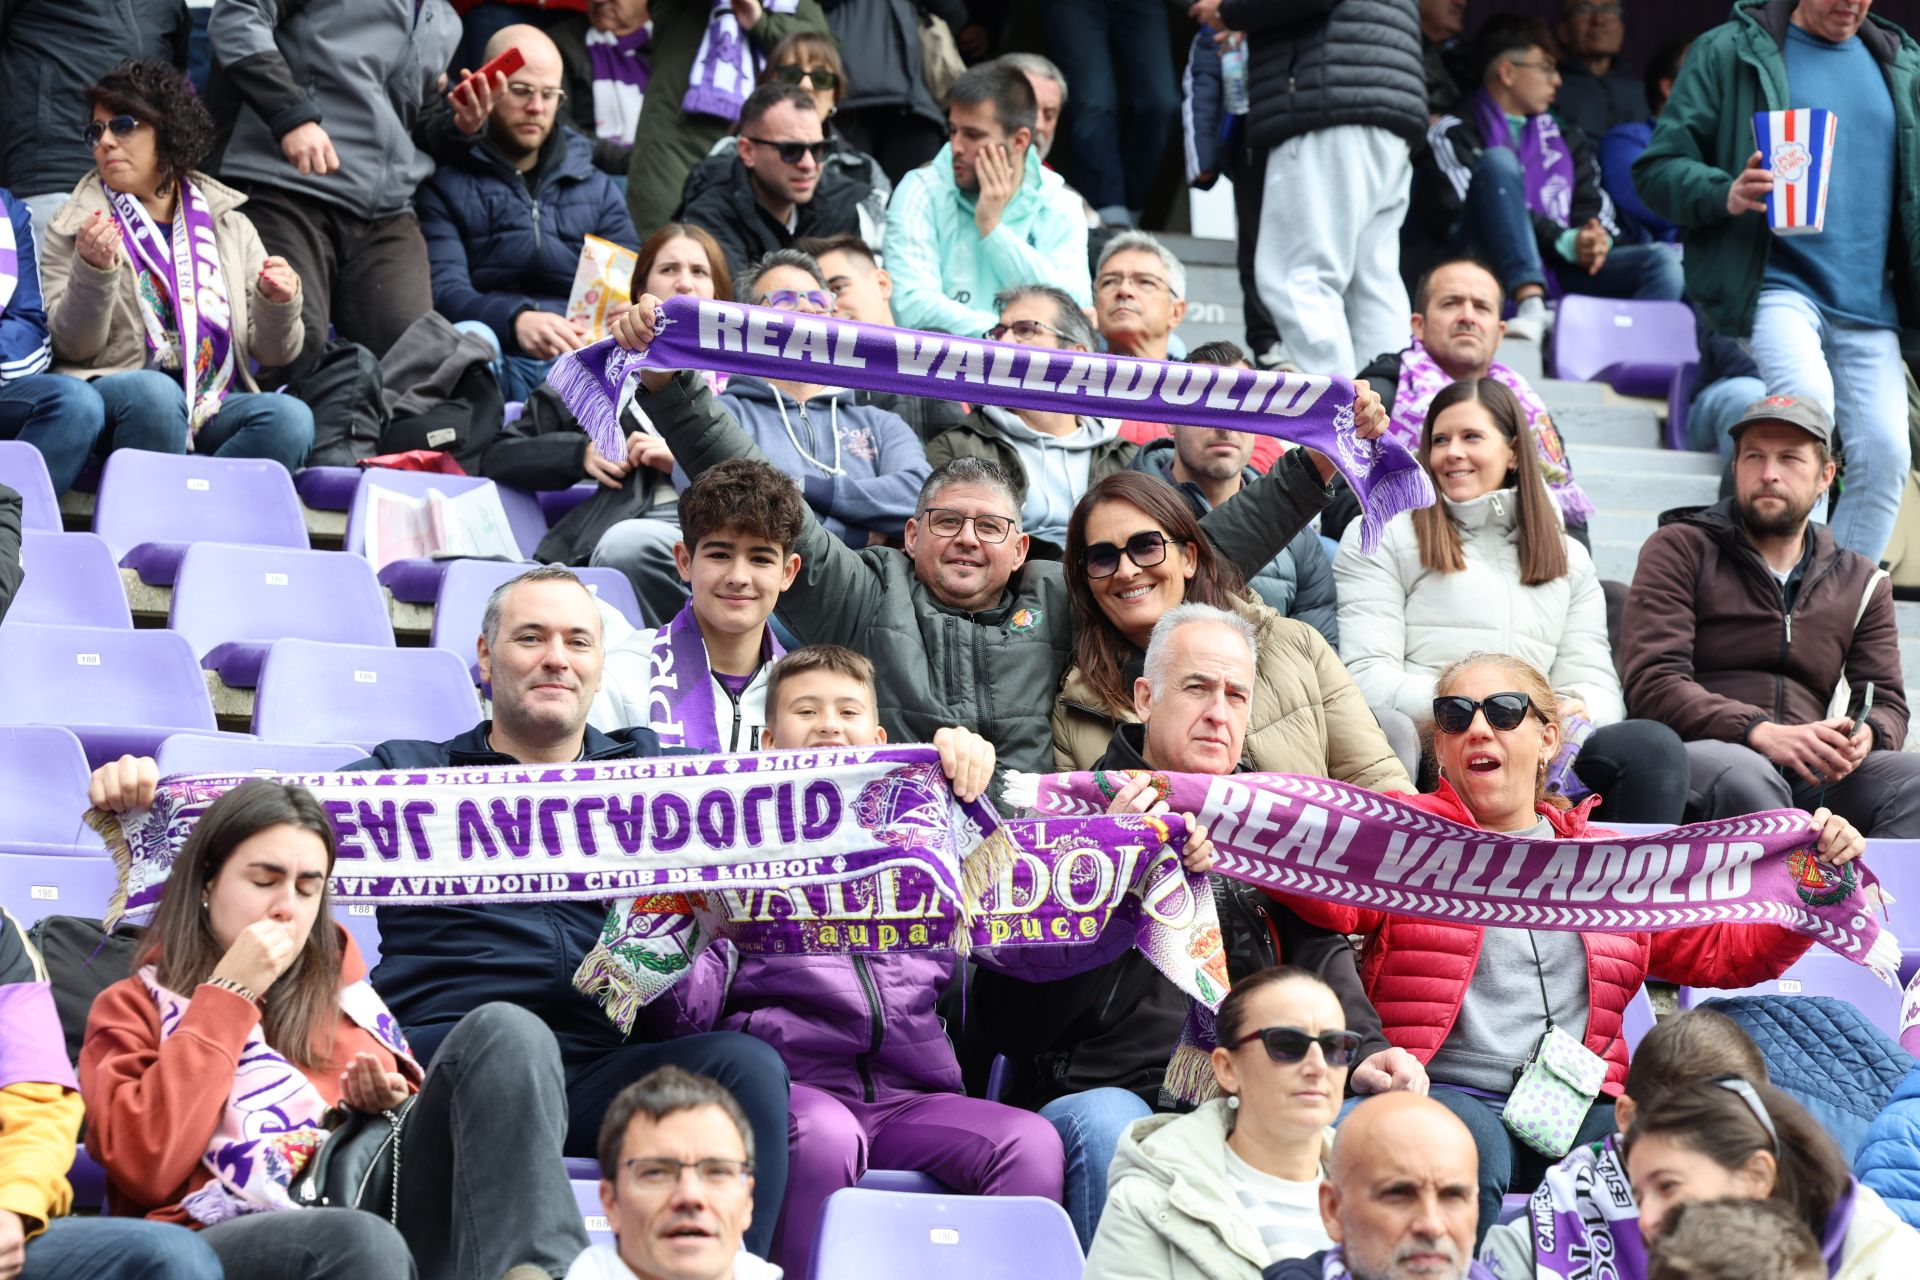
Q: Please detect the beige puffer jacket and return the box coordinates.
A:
[41,170,303,384]
[1051,594,1413,792]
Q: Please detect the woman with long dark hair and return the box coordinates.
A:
[1335,376,1690,822]
[79,780,585,1279]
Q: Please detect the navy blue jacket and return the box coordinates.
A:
[356,721,681,1064]
[417,127,639,358]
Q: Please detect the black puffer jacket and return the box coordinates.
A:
[674,151,874,280]
[1218,0,1425,152]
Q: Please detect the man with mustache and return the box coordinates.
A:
[1622,395,1920,833]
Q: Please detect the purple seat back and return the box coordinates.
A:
[155,732,367,775]
[0,623,217,765]
[1678,948,1905,1042]
[334,905,382,969]
[170,543,395,686]
[12,531,134,628]
[538,482,598,525]
[252,639,480,750]
[1665,361,1698,452]
[858,1170,956,1194]
[1550,298,1700,394]
[811,1189,1082,1279]
[0,725,104,854]
[568,1169,613,1247]
[342,469,548,561]
[1622,985,1657,1053]
[293,466,365,512]
[0,852,120,925]
[94,450,308,585]
[0,440,62,531]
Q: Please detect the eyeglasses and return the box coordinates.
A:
[1228,1026,1365,1066]
[773,64,840,91]
[1713,1077,1779,1156]
[744,136,831,165]
[1082,530,1185,580]
[1508,57,1561,77]
[1431,692,1547,734]
[1095,271,1174,298]
[985,318,1067,342]
[762,288,832,312]
[919,508,1017,543]
[620,1158,753,1190]
[504,81,568,105]
[84,115,143,148]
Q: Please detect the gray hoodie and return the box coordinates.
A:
[977,405,1121,549]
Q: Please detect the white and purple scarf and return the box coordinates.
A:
[1527,1135,1646,1280]
[683,1,800,122]
[138,966,420,1224]
[1474,88,1575,228]
[1391,340,1594,526]
[104,176,236,432]
[0,192,18,318]
[587,24,652,144]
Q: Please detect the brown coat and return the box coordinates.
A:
[1620,499,1908,748]
[1051,594,1414,791]
[41,170,303,385]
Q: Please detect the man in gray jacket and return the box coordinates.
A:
[207,0,496,376]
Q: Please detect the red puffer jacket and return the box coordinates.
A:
[1272,781,1813,1094]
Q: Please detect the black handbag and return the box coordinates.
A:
[288,1097,416,1223]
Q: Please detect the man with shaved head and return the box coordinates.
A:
[1266,1093,1492,1280]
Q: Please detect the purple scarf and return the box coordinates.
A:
[642,602,784,751]
[104,177,236,432]
[586,25,651,142]
[0,192,17,318]
[0,983,79,1090]
[1473,89,1575,227]
[682,1,799,122]
[1530,1135,1647,1280]
[1391,341,1594,525]
[548,297,1434,552]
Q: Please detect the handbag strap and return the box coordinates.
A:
[1523,930,1620,1062]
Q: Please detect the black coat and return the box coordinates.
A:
[1218,0,1425,152]
[675,151,872,281]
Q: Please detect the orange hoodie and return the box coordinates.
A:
[77,928,406,1224]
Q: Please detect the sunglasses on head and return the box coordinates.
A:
[84,115,142,148]
[1229,1026,1364,1066]
[773,64,840,91]
[744,136,831,165]
[1431,692,1546,734]
[1082,530,1184,580]
[763,288,832,312]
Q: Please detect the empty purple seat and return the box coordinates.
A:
[538,482,598,525]
[810,1189,1082,1279]
[0,853,120,926]
[0,623,217,765]
[569,1168,614,1248]
[343,470,550,603]
[1622,985,1657,1054]
[1550,298,1701,397]
[170,543,395,687]
[293,465,364,512]
[335,904,382,968]
[94,450,308,585]
[1678,948,1905,1042]
[1666,361,1698,452]
[68,1148,106,1214]
[0,440,62,531]
[252,639,480,750]
[156,732,367,776]
[0,725,104,855]
[12,531,133,628]
[857,1169,956,1194]
[429,559,646,677]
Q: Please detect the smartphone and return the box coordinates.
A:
[463,46,524,92]
[1853,682,1875,741]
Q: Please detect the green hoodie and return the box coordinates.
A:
[1632,0,1920,341]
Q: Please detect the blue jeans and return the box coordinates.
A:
[1039,0,1178,217]
[453,319,556,404]
[91,371,315,472]
[19,1215,222,1279]
[0,374,106,492]
[1689,374,1769,457]
[1038,1087,1152,1252]
[1459,148,1685,301]
[1746,287,1909,564]
[1429,1085,1616,1250]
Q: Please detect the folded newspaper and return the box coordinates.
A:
[363,482,521,572]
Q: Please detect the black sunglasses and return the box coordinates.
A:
[1432,692,1546,734]
[1083,530,1185,580]
[1228,1026,1364,1066]
[744,136,831,165]
[84,115,142,148]
[773,65,840,91]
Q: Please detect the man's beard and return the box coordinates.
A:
[488,118,543,163]
[1740,488,1817,539]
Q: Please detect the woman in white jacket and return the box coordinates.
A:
[1334,377,1687,823]
[1081,967,1357,1280]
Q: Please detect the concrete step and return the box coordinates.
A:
[1593,540,1646,585]
[1897,600,1920,639]
[1552,404,1663,451]
[1588,510,1660,548]
[1536,378,1612,408]
[1575,467,1720,513]
[1572,442,1721,477]
[1904,640,1920,685]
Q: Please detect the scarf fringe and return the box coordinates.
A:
[1159,1001,1222,1108]
[546,345,628,461]
[86,807,133,930]
[1357,464,1436,554]
[573,944,645,1036]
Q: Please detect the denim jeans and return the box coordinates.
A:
[452,318,556,404]
[87,370,190,456]
[0,374,106,492]
[1689,375,1769,457]
[19,1215,222,1280]
[1038,0,1179,217]
[90,370,314,472]
[1038,1087,1152,1252]
[1746,287,1909,564]
[201,1209,413,1279]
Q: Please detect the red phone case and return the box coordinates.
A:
[466,46,524,88]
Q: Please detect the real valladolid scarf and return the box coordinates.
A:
[1473,87,1575,227]
[682,1,799,121]
[547,295,1435,552]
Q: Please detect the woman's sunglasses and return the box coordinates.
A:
[1228,1026,1364,1066]
[1082,530,1185,580]
[84,115,143,148]
[1431,692,1546,734]
[773,65,840,91]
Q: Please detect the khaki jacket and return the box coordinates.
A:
[1052,595,1413,792]
[41,170,302,385]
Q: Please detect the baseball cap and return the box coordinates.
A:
[1728,394,1834,449]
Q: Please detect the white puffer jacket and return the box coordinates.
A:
[1333,487,1625,726]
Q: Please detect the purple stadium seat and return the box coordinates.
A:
[0,853,120,926]
[857,1169,957,1194]
[0,726,104,855]
[1550,298,1700,397]
[342,469,550,603]
[0,440,62,531]
[810,1189,1082,1279]
[170,543,395,687]
[11,531,133,628]
[335,904,382,968]
[94,450,308,585]
[156,732,366,776]
[569,1168,614,1248]
[1665,361,1698,452]
[429,560,647,679]
[1622,985,1657,1054]
[251,639,480,750]
[1678,948,1905,1042]
[68,1148,106,1213]
[293,466,364,512]
[539,482,598,525]
[0,623,218,765]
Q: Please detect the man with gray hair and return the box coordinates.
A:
[923,283,1135,555]
[996,52,1069,162]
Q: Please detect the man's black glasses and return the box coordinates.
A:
[1082,531,1185,580]
[1228,1026,1364,1066]
[744,137,831,165]
[1432,692,1546,734]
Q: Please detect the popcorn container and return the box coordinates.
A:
[1752,108,1837,236]
[566,234,640,340]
